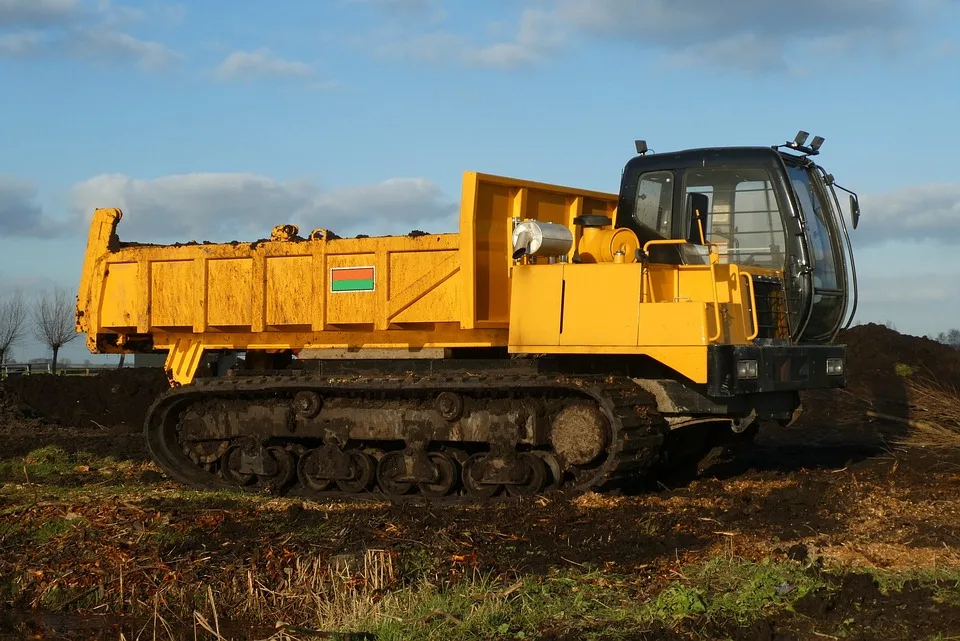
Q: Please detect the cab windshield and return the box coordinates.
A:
[679,167,789,270]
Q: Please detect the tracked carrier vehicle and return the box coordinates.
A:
[76,132,861,500]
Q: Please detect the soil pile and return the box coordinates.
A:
[840,322,960,396]
[798,322,960,428]
[1,368,168,431]
[0,382,40,430]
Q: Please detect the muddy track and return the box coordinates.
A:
[143,372,667,503]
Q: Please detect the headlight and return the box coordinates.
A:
[826,358,844,375]
[737,359,758,379]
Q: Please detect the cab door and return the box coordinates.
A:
[783,163,852,344]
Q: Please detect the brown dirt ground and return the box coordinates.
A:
[0,369,167,462]
[2,324,960,639]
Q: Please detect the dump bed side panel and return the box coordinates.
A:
[77,208,471,350]
[459,172,619,329]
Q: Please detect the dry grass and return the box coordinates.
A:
[891,378,960,449]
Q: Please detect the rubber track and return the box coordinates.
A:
[143,372,667,500]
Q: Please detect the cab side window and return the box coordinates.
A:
[633,171,674,238]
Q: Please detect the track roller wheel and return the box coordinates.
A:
[462,454,501,498]
[376,451,414,496]
[296,449,334,492]
[336,450,376,493]
[532,451,562,490]
[266,447,296,490]
[505,452,548,497]
[222,446,254,486]
[418,452,459,497]
[222,444,294,490]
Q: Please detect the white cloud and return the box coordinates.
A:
[467,9,563,68]
[363,0,945,72]
[95,0,147,25]
[347,0,445,22]
[0,0,79,27]
[661,33,786,73]
[0,29,44,55]
[553,0,906,45]
[349,0,433,13]
[370,9,564,68]
[215,48,315,82]
[0,176,61,237]
[853,182,960,246]
[0,0,182,70]
[67,26,182,70]
[71,172,458,243]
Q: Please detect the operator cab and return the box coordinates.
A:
[616,132,859,346]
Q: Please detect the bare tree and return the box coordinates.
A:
[936,329,960,350]
[32,286,80,373]
[0,289,27,366]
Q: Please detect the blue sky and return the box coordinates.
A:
[1,0,959,363]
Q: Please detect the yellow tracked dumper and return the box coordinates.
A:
[76,132,860,499]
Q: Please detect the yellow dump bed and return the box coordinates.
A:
[76,172,619,376]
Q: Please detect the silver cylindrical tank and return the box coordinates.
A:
[511,220,574,259]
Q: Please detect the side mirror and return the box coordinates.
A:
[849,194,860,230]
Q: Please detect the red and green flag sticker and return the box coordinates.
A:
[330,266,375,292]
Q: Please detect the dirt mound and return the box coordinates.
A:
[797,323,960,428]
[0,383,41,430]
[840,322,960,396]
[2,369,168,431]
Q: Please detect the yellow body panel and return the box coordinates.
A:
[77,172,761,387]
[506,260,754,384]
[559,264,641,346]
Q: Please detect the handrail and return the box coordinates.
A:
[742,272,759,341]
[705,245,722,342]
[642,238,689,253]
[641,238,723,343]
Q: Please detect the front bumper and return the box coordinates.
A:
[706,343,846,397]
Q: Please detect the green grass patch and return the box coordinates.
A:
[353,557,827,640]
[870,566,960,605]
[0,445,134,483]
[895,362,918,377]
[643,556,825,628]
[360,571,634,641]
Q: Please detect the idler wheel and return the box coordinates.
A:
[336,450,376,493]
[550,403,610,465]
[505,452,548,497]
[418,452,459,497]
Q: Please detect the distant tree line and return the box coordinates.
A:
[935,329,960,349]
[0,286,80,372]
